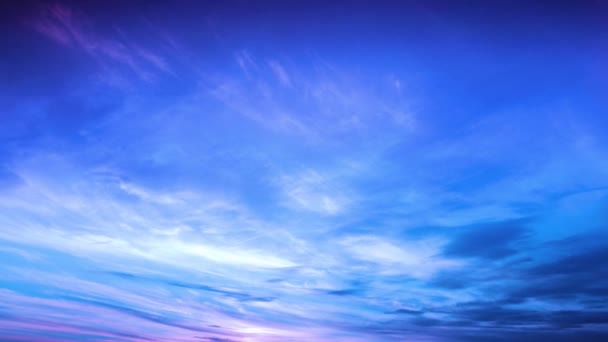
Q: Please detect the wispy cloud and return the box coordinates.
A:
[3,1,608,340]
[268,60,292,87]
[340,235,459,278]
[209,51,416,143]
[29,3,175,87]
[279,169,352,215]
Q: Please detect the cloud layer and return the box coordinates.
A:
[1,1,608,341]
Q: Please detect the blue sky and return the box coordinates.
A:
[1,1,608,341]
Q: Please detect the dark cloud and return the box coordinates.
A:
[428,269,478,289]
[422,299,608,331]
[432,240,608,309]
[265,278,283,283]
[449,304,545,326]
[108,271,138,279]
[387,308,423,315]
[168,280,275,302]
[449,330,608,342]
[507,274,608,302]
[107,271,274,302]
[550,310,608,328]
[325,289,362,296]
[207,338,239,342]
[498,246,608,303]
[62,295,219,334]
[398,227,608,342]
[443,218,530,260]
[409,316,441,327]
[528,246,608,276]
[367,301,608,341]
[406,240,608,340]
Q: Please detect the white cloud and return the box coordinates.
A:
[279,169,351,215]
[268,60,291,87]
[340,235,459,278]
[0,160,301,275]
[167,239,297,269]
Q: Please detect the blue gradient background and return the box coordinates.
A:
[1,1,608,341]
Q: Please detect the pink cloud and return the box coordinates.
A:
[28,3,174,86]
[30,4,74,46]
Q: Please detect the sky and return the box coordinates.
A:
[1,0,608,341]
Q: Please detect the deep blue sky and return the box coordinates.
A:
[1,1,608,341]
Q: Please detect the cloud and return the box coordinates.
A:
[387,309,423,315]
[442,218,531,260]
[0,289,241,341]
[235,50,257,76]
[279,169,351,215]
[324,289,363,296]
[29,3,175,87]
[528,246,608,277]
[211,52,416,143]
[340,235,458,278]
[107,272,274,302]
[504,246,608,303]
[3,3,608,340]
[268,60,291,87]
